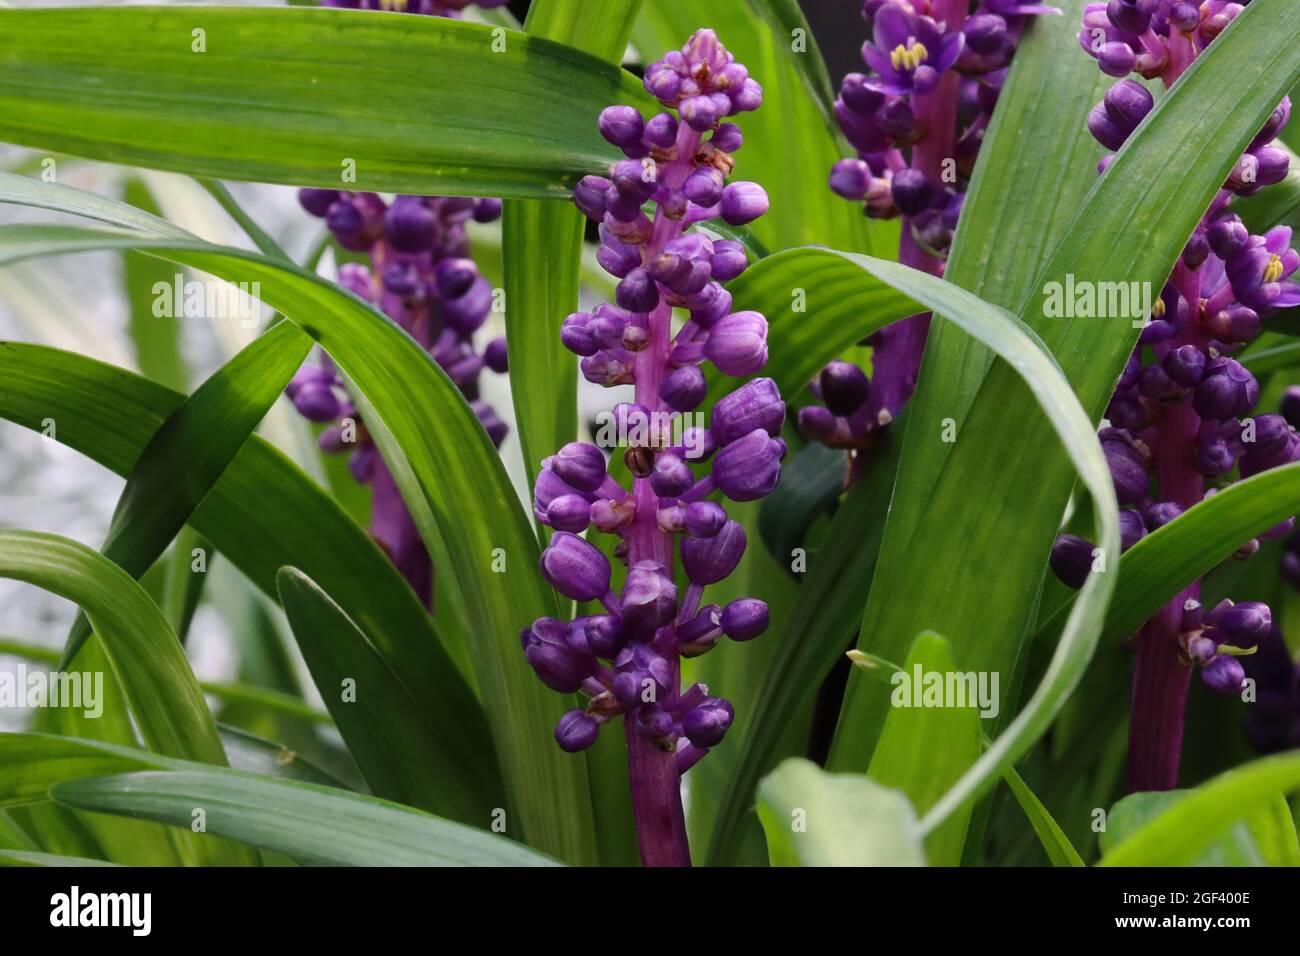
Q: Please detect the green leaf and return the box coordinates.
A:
[756,441,844,564]
[0,531,224,767]
[705,429,902,865]
[0,344,452,727]
[1002,765,1086,868]
[0,850,120,868]
[705,245,916,410]
[60,319,312,668]
[0,177,598,863]
[120,177,187,391]
[51,771,562,867]
[195,178,290,261]
[1100,756,1300,867]
[275,567,504,824]
[756,758,925,867]
[867,632,981,866]
[828,0,1300,852]
[216,724,345,790]
[0,7,647,197]
[502,0,644,495]
[742,0,836,131]
[0,734,165,810]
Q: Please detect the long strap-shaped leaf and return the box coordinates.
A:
[0,533,256,866]
[59,320,312,668]
[502,0,643,498]
[829,0,1300,823]
[775,251,1121,834]
[0,734,559,866]
[51,771,561,867]
[0,178,598,862]
[0,345,471,733]
[0,7,646,197]
[276,568,502,824]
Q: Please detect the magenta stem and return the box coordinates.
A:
[620,119,700,867]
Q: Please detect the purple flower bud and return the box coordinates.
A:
[680,518,747,586]
[382,260,422,299]
[1205,306,1260,344]
[1119,509,1147,551]
[660,364,707,412]
[687,282,734,326]
[1104,78,1154,130]
[521,617,597,693]
[1242,414,1292,461]
[1281,386,1300,429]
[599,105,646,152]
[1098,41,1136,77]
[1162,345,1206,387]
[719,181,769,225]
[1104,435,1150,504]
[540,532,611,602]
[683,166,725,206]
[710,377,785,446]
[890,168,936,216]
[681,697,734,748]
[622,560,679,637]
[650,452,694,498]
[1194,358,1257,421]
[839,72,885,114]
[829,158,873,201]
[298,188,341,218]
[721,598,768,641]
[546,494,592,533]
[326,197,367,248]
[705,311,768,375]
[1195,433,1237,476]
[1138,363,1183,401]
[484,337,509,374]
[613,643,673,709]
[1183,232,1211,270]
[616,268,661,313]
[1145,500,1184,530]
[568,614,625,659]
[349,444,376,483]
[965,14,1008,56]
[1208,600,1272,647]
[292,383,340,423]
[574,175,612,220]
[1201,654,1246,695]
[1050,534,1094,588]
[560,312,598,357]
[710,240,748,282]
[713,429,784,502]
[552,442,607,492]
[685,501,728,538]
[443,276,492,334]
[473,197,503,223]
[1208,216,1249,260]
[383,197,436,253]
[1107,0,1157,34]
[555,710,600,753]
[642,111,679,149]
[433,258,477,299]
[819,361,871,416]
[711,122,743,152]
[677,605,723,656]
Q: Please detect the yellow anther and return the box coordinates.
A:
[889,40,928,72]
[380,0,409,11]
[1264,253,1284,284]
[1151,297,1166,319]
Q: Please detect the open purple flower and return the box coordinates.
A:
[861,4,964,96]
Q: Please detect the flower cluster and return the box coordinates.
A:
[287,0,511,607]
[805,0,1056,472]
[1049,1,1299,705]
[519,30,779,771]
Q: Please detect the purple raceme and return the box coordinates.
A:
[1049,0,1300,790]
[519,29,777,868]
[287,0,511,608]
[808,0,1057,477]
